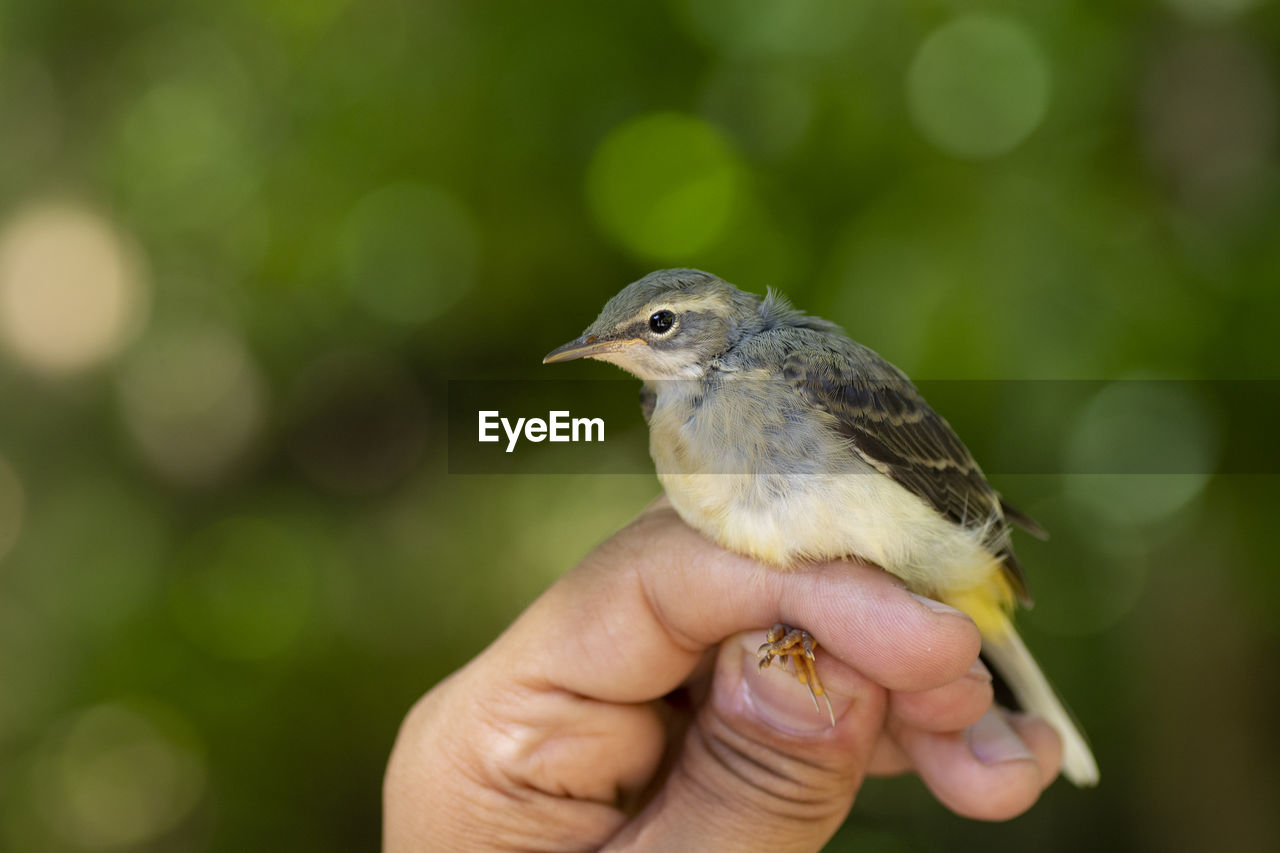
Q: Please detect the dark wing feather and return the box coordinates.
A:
[1000,499,1048,540]
[779,334,1033,606]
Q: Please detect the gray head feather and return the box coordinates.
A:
[567,269,843,380]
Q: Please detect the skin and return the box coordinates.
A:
[385,499,1063,851]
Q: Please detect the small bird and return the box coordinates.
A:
[543,269,1099,787]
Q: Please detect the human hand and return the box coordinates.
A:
[384,499,1063,851]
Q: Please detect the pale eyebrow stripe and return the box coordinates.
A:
[623,294,725,328]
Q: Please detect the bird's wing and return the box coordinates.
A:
[779,334,1033,606]
[1000,499,1048,541]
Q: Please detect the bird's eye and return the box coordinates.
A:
[649,310,675,334]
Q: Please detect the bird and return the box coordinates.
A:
[542,268,1099,787]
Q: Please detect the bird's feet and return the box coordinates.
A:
[756,623,835,726]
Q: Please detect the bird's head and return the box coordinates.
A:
[543,269,761,381]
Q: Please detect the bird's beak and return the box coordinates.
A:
[542,334,647,364]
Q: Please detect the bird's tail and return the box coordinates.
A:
[979,612,1099,787]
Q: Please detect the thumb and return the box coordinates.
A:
[606,632,886,852]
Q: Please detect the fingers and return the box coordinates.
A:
[499,503,982,704]
[866,663,1063,820]
[888,707,1064,821]
[605,635,887,852]
[1006,712,1065,786]
[391,497,1056,851]
[866,731,911,776]
[888,658,994,733]
[866,658,995,777]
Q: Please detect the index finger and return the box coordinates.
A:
[491,501,981,701]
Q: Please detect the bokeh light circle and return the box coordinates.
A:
[906,16,1050,159]
[586,112,742,260]
[341,183,478,325]
[117,320,266,487]
[1063,382,1218,525]
[112,27,262,235]
[0,201,149,376]
[35,703,204,849]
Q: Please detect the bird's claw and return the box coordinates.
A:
[756,623,835,726]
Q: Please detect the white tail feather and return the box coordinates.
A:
[982,619,1100,787]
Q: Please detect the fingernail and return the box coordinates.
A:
[909,593,965,617]
[739,641,850,734]
[968,708,1036,766]
[966,658,992,684]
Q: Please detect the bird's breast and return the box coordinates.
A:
[648,375,863,565]
[647,376,1000,594]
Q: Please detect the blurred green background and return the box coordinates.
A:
[1,0,1278,850]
